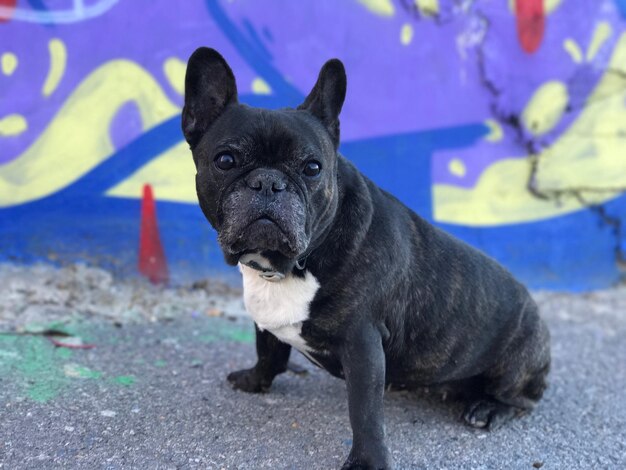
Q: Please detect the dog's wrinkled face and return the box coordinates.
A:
[194,107,335,271]
[182,48,346,273]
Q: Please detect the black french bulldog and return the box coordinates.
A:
[182,48,550,470]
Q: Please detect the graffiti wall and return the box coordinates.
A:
[1,0,625,290]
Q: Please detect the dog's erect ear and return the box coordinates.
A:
[182,47,238,147]
[298,59,346,148]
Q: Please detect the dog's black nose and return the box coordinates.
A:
[245,169,287,193]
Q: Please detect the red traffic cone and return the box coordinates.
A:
[516,0,545,54]
[138,184,169,284]
[0,1,17,23]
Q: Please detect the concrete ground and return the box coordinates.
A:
[0,263,624,469]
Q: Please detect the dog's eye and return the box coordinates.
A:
[303,161,322,177]
[215,153,235,171]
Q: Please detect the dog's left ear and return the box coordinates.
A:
[298,59,346,148]
[182,47,238,147]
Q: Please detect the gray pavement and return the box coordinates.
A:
[0,264,625,469]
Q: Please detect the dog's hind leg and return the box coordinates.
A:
[463,319,551,430]
[462,363,549,430]
[462,397,522,430]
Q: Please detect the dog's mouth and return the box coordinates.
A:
[239,216,293,246]
[216,187,310,268]
[219,214,304,262]
[246,215,283,231]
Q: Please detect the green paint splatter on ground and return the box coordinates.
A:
[63,363,102,379]
[0,333,104,403]
[56,348,73,359]
[0,319,252,404]
[198,321,254,344]
[222,327,254,343]
[0,334,74,402]
[112,375,136,386]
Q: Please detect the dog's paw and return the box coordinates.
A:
[462,398,519,430]
[227,368,270,393]
[341,463,389,470]
[341,449,392,470]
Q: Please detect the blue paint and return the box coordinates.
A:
[342,124,488,221]
[26,0,53,28]
[242,18,273,62]
[27,0,48,10]
[0,195,232,283]
[441,211,620,291]
[262,26,274,43]
[604,195,626,274]
[615,0,626,18]
[204,0,304,107]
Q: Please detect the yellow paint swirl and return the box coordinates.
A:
[400,23,413,46]
[484,119,503,142]
[0,114,28,136]
[448,159,466,178]
[521,81,569,136]
[433,33,626,226]
[415,0,439,17]
[357,0,394,17]
[163,57,186,95]
[563,39,583,64]
[0,60,178,207]
[1,52,18,76]
[42,39,67,97]
[252,77,272,95]
[587,22,612,61]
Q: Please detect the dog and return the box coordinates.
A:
[182,47,551,470]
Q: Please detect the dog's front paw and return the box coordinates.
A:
[341,448,392,470]
[227,367,270,393]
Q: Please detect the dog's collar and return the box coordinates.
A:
[257,256,307,281]
[295,256,307,271]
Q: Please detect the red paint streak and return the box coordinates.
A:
[138,184,169,284]
[0,0,16,23]
[515,0,545,54]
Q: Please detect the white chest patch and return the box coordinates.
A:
[239,263,320,353]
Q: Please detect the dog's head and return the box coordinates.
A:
[182,48,346,275]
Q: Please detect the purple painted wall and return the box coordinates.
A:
[1,0,625,290]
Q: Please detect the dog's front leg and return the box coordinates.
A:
[340,323,392,470]
[227,324,291,393]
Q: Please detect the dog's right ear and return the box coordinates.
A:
[182,47,238,147]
